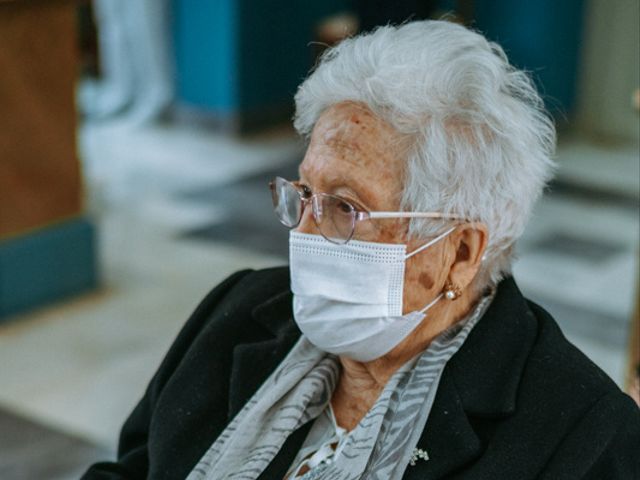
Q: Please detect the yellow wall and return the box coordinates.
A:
[577,0,640,143]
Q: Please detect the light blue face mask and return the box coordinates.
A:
[289,227,456,362]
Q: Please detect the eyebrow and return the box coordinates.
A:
[298,168,376,210]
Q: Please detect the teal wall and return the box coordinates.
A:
[472,0,586,116]
[173,0,348,114]
[173,0,239,112]
[236,0,348,111]
[0,218,97,321]
[173,0,585,118]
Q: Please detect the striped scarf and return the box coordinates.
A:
[188,292,493,480]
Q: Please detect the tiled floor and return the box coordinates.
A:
[0,407,112,480]
[0,119,637,477]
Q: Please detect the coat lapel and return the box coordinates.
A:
[228,289,300,420]
[228,288,310,479]
[448,277,538,417]
[404,371,482,479]
[405,277,538,479]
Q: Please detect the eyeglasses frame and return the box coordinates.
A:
[269,176,468,244]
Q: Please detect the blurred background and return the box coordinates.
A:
[0,0,638,478]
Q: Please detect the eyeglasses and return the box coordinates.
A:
[269,176,466,244]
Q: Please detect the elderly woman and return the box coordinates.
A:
[84,21,639,480]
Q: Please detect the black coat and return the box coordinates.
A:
[83,267,640,479]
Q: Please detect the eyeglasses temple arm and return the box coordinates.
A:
[366,212,467,220]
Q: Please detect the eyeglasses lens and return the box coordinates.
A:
[314,194,356,244]
[271,178,301,227]
[270,178,356,244]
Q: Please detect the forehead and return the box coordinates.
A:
[299,102,405,204]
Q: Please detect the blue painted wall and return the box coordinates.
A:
[173,0,585,117]
[473,0,586,115]
[0,218,98,320]
[236,0,349,111]
[173,0,348,114]
[173,0,239,112]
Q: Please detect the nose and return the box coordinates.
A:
[295,200,320,235]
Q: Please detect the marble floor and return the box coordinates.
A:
[0,119,638,478]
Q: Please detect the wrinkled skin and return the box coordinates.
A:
[296,101,488,430]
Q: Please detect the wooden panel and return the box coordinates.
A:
[627,277,640,402]
[0,0,81,239]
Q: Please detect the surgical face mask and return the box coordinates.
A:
[289,227,455,362]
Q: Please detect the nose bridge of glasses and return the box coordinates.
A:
[296,196,320,234]
[311,194,324,220]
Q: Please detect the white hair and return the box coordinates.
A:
[294,20,556,286]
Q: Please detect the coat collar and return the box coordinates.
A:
[228,287,305,480]
[229,274,538,479]
[251,289,298,338]
[407,276,538,478]
[228,289,299,420]
[447,276,538,417]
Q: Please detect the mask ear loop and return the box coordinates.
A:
[419,292,443,313]
[405,226,457,259]
[405,225,457,314]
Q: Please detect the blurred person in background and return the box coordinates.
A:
[82,20,640,480]
[78,0,173,125]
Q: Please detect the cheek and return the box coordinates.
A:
[418,272,435,290]
[404,258,437,292]
[402,247,446,308]
[354,218,407,243]
[363,219,408,244]
[375,227,402,244]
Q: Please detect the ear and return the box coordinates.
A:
[446,222,488,290]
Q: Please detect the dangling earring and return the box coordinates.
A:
[443,279,462,300]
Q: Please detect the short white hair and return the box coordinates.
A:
[294,20,556,286]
